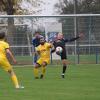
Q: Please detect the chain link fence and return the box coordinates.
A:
[0,14,100,65]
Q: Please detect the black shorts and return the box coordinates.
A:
[61,49,67,60]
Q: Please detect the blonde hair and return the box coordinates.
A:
[58,33,63,36]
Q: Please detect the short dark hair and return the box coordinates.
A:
[34,31,40,34]
[0,32,5,39]
[40,37,46,42]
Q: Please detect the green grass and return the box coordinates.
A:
[0,64,100,100]
[15,55,100,65]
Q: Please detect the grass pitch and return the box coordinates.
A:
[0,64,100,100]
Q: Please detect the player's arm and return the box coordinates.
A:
[51,47,55,53]
[36,51,40,55]
[35,47,40,55]
[32,38,36,46]
[50,42,56,53]
[32,38,39,55]
[65,33,84,42]
[48,43,53,48]
[47,42,56,51]
[6,48,17,64]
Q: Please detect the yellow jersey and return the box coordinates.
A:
[0,40,9,58]
[36,42,52,59]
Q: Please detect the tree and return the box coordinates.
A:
[54,0,100,44]
[0,0,44,44]
[55,0,100,14]
[0,0,19,43]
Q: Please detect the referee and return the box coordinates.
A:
[52,32,83,78]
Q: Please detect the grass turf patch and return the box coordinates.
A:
[0,64,100,100]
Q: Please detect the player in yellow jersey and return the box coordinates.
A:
[0,32,24,89]
[33,37,53,79]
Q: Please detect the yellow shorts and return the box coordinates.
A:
[0,57,12,71]
[37,58,50,65]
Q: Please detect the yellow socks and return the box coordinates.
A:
[34,66,46,79]
[11,74,19,88]
[34,67,39,78]
[41,66,46,76]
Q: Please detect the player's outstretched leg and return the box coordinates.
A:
[61,60,67,78]
[61,65,67,78]
[8,70,24,89]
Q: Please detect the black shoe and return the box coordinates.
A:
[40,74,44,79]
[35,77,39,79]
[61,74,65,78]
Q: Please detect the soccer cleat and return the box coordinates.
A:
[16,85,24,89]
[35,77,39,79]
[40,74,44,79]
[61,74,65,78]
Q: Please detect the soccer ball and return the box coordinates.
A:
[56,46,63,55]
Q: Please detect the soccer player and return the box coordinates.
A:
[0,32,24,89]
[33,37,53,79]
[32,32,43,64]
[52,32,83,78]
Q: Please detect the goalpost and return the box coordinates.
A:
[0,14,100,65]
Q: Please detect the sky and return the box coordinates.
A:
[41,0,58,15]
[19,0,60,30]
[20,0,59,15]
